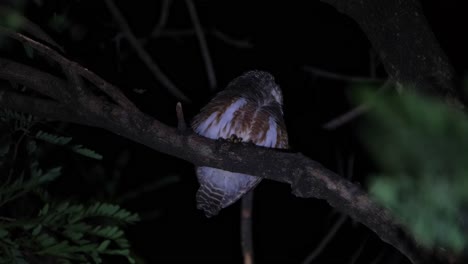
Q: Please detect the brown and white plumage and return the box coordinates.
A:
[192,70,288,217]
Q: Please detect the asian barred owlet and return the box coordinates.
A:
[192,70,288,217]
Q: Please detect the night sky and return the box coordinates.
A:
[2,1,467,263]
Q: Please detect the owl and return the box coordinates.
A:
[192,70,288,217]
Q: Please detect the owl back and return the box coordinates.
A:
[192,71,288,217]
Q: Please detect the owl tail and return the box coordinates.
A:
[195,166,262,218]
[196,181,225,217]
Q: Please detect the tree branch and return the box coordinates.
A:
[318,0,463,108]
[0,58,69,102]
[0,61,446,264]
[0,90,80,124]
[0,27,137,111]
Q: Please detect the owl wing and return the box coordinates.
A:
[192,97,288,217]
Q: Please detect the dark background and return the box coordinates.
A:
[3,1,468,263]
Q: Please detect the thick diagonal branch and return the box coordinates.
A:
[0,27,137,111]
[0,63,445,264]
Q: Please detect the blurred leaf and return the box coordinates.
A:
[23,43,34,58]
[48,13,69,33]
[4,12,24,29]
[356,89,468,252]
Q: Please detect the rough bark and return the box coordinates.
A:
[320,0,462,108]
[0,60,454,263]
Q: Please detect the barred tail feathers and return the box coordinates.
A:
[195,166,262,217]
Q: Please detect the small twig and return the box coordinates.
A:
[370,249,386,264]
[0,27,137,111]
[151,0,172,36]
[335,150,344,178]
[322,79,393,130]
[323,104,369,130]
[304,65,383,83]
[302,214,348,264]
[241,190,255,264]
[185,0,217,91]
[346,153,355,180]
[117,174,180,203]
[153,28,253,49]
[348,235,369,264]
[11,130,27,166]
[8,130,28,181]
[104,0,191,103]
[176,102,187,132]
[212,29,253,49]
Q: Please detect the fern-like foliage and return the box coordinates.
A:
[36,131,103,160]
[0,109,35,132]
[0,162,61,207]
[0,201,139,263]
[0,109,139,263]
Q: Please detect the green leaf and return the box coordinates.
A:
[0,142,9,157]
[36,131,72,145]
[4,13,24,29]
[36,233,57,248]
[97,240,111,252]
[23,43,34,59]
[32,224,42,236]
[39,203,50,216]
[357,89,468,251]
[38,167,62,183]
[71,145,103,160]
[48,13,69,33]
[0,228,9,238]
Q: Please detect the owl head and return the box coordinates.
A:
[225,70,283,106]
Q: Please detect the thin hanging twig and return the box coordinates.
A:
[154,28,253,49]
[185,0,217,91]
[241,190,255,264]
[304,65,382,83]
[322,104,369,130]
[301,214,348,264]
[151,0,173,36]
[348,236,369,264]
[322,79,393,130]
[212,29,253,49]
[104,0,191,103]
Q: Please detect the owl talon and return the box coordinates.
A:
[228,134,243,143]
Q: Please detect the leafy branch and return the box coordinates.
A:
[0,110,138,264]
